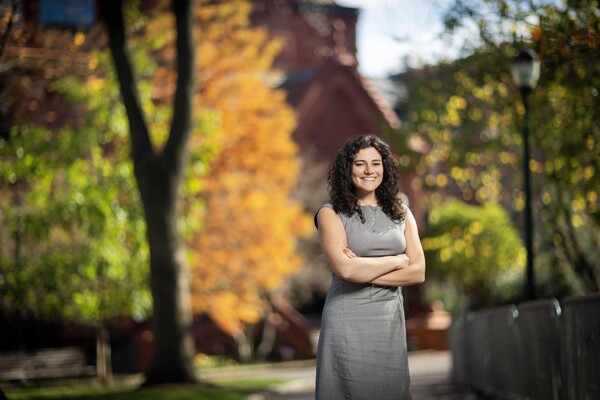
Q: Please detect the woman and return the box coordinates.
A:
[314,135,426,400]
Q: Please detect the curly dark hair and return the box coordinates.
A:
[328,135,405,223]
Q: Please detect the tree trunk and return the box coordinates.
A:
[562,206,599,291]
[96,324,113,386]
[141,167,197,383]
[102,0,198,384]
[234,329,253,363]
[255,302,277,361]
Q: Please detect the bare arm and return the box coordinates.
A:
[370,207,426,286]
[317,207,408,283]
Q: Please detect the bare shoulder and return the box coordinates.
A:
[401,205,418,228]
[403,206,422,240]
[316,206,340,229]
[403,205,415,220]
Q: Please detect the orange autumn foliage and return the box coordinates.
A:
[184,1,312,336]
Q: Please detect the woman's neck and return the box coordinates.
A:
[357,195,378,207]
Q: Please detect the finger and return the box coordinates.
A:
[344,248,357,258]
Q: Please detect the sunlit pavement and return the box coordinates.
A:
[229,350,474,400]
[408,350,475,399]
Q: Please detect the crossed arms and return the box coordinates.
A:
[316,207,426,286]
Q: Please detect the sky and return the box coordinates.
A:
[336,0,456,78]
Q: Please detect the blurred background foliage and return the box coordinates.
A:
[0,46,154,327]
[391,0,599,311]
[422,199,524,312]
[184,1,312,360]
[0,0,309,361]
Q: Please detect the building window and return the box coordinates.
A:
[38,0,96,28]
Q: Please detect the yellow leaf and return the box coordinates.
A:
[74,32,85,47]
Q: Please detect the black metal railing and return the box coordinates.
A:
[449,293,600,400]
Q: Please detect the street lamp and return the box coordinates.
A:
[511,49,540,301]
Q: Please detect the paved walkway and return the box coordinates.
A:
[231,350,474,400]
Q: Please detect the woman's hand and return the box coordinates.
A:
[343,247,357,259]
[394,254,410,269]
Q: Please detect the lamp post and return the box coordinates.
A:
[511,49,540,301]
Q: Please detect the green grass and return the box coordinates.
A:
[1,357,312,399]
[2,377,282,400]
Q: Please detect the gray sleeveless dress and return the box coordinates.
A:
[315,203,411,400]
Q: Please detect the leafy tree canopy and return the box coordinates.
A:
[393,0,599,298]
[183,0,312,340]
[422,199,524,310]
[0,48,153,325]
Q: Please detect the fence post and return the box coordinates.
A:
[467,309,491,393]
[487,305,524,398]
[517,298,563,399]
[563,293,600,400]
[449,316,466,388]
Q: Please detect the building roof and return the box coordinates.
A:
[279,58,401,159]
[280,60,400,129]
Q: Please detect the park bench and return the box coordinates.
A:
[0,346,95,382]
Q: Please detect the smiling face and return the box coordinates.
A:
[351,146,384,199]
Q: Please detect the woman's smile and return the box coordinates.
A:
[351,147,383,197]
